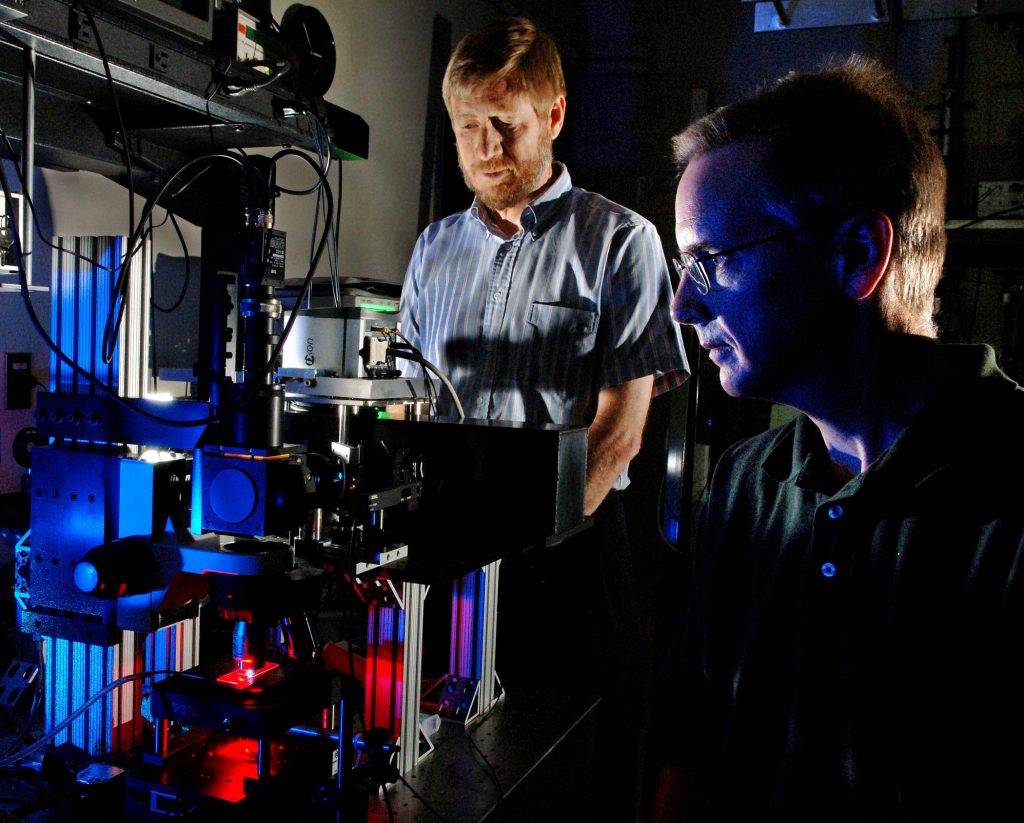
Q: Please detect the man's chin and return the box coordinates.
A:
[716,365,749,399]
[719,371,774,402]
[475,185,520,213]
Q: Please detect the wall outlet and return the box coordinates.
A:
[69,9,96,48]
[149,44,170,73]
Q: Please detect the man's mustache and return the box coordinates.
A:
[473,162,516,175]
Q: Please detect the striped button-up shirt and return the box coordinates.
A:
[399,164,688,429]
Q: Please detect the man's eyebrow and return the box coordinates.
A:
[675,219,708,253]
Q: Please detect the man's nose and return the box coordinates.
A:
[478,121,502,160]
[672,278,706,325]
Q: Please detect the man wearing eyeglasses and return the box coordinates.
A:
[399,17,687,820]
[654,56,1024,820]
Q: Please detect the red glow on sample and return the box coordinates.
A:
[216,661,279,689]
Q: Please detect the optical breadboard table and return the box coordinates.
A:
[367,685,600,822]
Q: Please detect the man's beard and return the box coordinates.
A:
[461,132,553,213]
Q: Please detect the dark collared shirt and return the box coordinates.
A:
[666,344,1024,821]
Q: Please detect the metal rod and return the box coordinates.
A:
[21,45,33,285]
[156,719,168,756]
[333,696,354,823]
[257,737,271,779]
[286,724,341,742]
[771,0,790,27]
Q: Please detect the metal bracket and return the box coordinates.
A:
[0,658,38,710]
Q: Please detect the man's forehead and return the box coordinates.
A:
[676,142,771,236]
[453,77,530,110]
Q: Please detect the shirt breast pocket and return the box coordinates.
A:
[527,302,599,356]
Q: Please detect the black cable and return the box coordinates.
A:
[332,137,343,301]
[204,67,223,150]
[4,29,330,424]
[268,128,330,307]
[221,60,290,96]
[275,138,327,197]
[316,115,342,306]
[457,683,506,798]
[391,330,439,417]
[1,121,220,425]
[380,780,397,823]
[101,151,247,366]
[0,158,219,428]
[0,129,118,277]
[70,1,136,236]
[164,158,226,202]
[387,343,464,420]
[0,668,195,767]
[151,213,191,313]
[275,177,324,197]
[948,204,1024,231]
[465,726,505,800]
[3,40,322,422]
[233,147,332,405]
[0,25,87,284]
[306,119,326,304]
[145,208,171,232]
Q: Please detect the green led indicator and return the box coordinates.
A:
[360,302,398,313]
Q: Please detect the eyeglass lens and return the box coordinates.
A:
[673,253,710,295]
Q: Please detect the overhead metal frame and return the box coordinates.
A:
[743,0,1024,32]
[0,0,368,224]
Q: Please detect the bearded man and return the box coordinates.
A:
[398,17,687,820]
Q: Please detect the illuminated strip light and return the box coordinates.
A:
[45,633,145,756]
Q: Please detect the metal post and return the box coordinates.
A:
[364,579,429,776]
[336,695,354,822]
[155,719,168,756]
[21,45,33,286]
[474,560,501,716]
[398,581,428,775]
[257,737,271,779]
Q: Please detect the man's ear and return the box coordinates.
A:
[547,95,566,139]
[831,210,893,300]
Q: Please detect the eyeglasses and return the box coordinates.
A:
[672,226,804,295]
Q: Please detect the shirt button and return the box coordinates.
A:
[827,504,844,520]
[821,562,837,578]
[492,291,501,302]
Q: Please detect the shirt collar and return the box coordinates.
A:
[762,416,843,495]
[521,162,571,236]
[759,344,1015,496]
[468,163,572,239]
